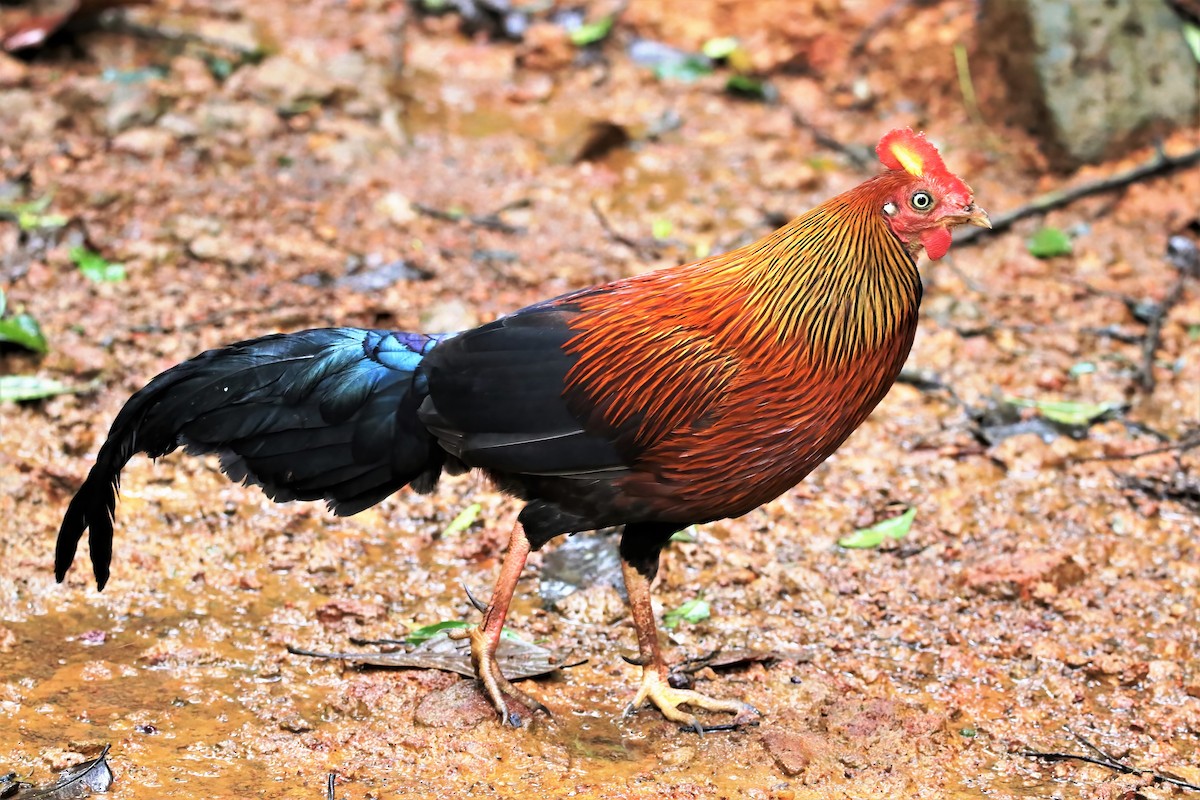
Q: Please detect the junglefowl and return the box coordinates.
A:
[56,128,988,731]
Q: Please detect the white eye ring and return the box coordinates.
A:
[883,201,898,216]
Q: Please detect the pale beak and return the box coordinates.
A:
[967,206,991,229]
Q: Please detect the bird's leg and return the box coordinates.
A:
[620,545,758,733]
[452,520,549,726]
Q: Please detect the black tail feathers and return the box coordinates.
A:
[55,328,448,589]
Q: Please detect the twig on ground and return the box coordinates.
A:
[1022,727,1200,793]
[413,199,530,234]
[98,13,262,56]
[957,145,1200,246]
[1136,268,1188,392]
[1137,235,1199,391]
[784,108,873,170]
[590,199,661,260]
[1084,432,1200,462]
[849,0,914,58]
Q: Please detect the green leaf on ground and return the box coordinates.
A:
[663,597,710,629]
[0,375,79,403]
[0,312,49,353]
[569,16,614,47]
[725,74,772,101]
[70,246,127,283]
[838,507,916,549]
[1006,397,1120,426]
[441,502,482,536]
[651,218,673,240]
[653,56,713,82]
[0,196,68,230]
[669,526,697,543]
[702,36,740,60]
[1027,227,1072,258]
[405,619,520,645]
[1183,23,1200,63]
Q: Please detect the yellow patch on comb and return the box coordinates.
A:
[876,128,948,179]
[888,142,924,177]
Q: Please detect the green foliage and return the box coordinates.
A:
[725,74,772,101]
[838,507,916,549]
[0,289,48,353]
[441,502,481,536]
[0,196,68,231]
[669,526,697,543]
[1006,398,1119,426]
[651,218,673,240]
[404,619,520,645]
[1183,23,1200,64]
[0,375,78,403]
[663,597,710,629]
[1027,227,1072,258]
[569,16,614,47]
[653,56,713,82]
[70,247,127,283]
[702,36,740,60]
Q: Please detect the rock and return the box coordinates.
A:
[377,191,418,226]
[104,82,163,134]
[962,549,1086,599]
[198,100,281,139]
[0,52,29,87]
[239,54,337,112]
[112,127,174,157]
[419,298,476,333]
[414,680,494,728]
[761,729,827,776]
[516,22,575,72]
[187,234,257,267]
[336,256,430,292]
[980,0,1199,166]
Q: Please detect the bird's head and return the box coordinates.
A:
[874,128,990,261]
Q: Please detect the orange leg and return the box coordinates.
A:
[453,520,549,726]
[620,551,758,733]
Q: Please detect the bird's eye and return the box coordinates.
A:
[911,191,933,211]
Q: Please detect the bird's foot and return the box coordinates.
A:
[623,668,759,734]
[450,625,551,727]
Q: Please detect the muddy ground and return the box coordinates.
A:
[1,1,1199,798]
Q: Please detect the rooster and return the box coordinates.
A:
[56,128,988,731]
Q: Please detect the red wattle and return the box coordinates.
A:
[920,227,952,260]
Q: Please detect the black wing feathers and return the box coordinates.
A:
[56,328,444,589]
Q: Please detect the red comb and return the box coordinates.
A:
[876,128,948,178]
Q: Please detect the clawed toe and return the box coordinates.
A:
[624,669,759,732]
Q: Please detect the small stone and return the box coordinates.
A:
[104,83,161,134]
[377,191,418,226]
[112,127,174,157]
[420,299,476,333]
[414,681,494,728]
[761,729,826,776]
[962,549,1086,599]
[239,54,337,111]
[187,234,257,267]
[660,746,696,766]
[516,23,575,72]
[0,52,29,87]
[278,714,314,733]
